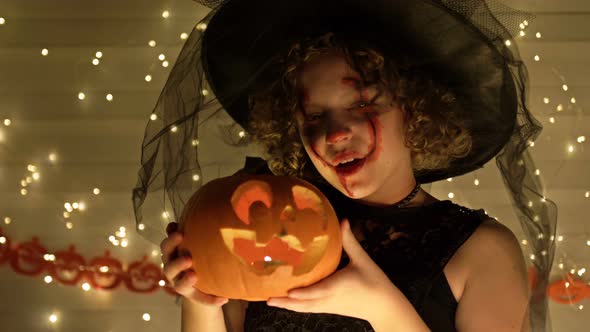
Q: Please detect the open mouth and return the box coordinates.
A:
[219,228,329,276]
[334,157,367,176]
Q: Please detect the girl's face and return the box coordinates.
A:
[295,50,415,202]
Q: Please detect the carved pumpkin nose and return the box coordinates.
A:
[280,205,296,222]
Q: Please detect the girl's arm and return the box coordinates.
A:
[181,297,228,332]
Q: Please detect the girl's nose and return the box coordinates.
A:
[326,127,352,145]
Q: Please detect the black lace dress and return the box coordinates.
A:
[239,158,489,332]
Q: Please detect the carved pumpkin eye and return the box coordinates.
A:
[230,180,272,225]
[292,185,325,219]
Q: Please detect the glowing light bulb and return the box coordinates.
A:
[148,40,156,47]
[78,92,86,100]
[41,48,49,56]
[145,75,152,82]
[95,51,103,58]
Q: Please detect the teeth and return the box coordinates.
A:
[339,158,355,165]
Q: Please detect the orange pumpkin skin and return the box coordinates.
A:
[179,174,342,301]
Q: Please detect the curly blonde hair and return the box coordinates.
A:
[245,32,472,184]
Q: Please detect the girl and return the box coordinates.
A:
[136,0,557,331]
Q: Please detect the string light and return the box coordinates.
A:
[92,58,100,66]
[93,188,101,195]
[568,145,575,153]
[162,61,169,68]
[543,97,550,104]
[106,94,113,101]
[49,313,58,323]
[142,313,151,321]
[48,153,57,162]
[180,32,189,40]
[95,51,103,58]
[3,119,11,126]
[4,217,11,225]
[536,32,542,38]
[41,48,49,56]
[78,92,86,100]
[0,17,5,25]
[158,54,166,61]
[150,114,158,121]
[148,40,156,47]
[145,75,152,82]
[162,10,170,18]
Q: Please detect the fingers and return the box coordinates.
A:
[174,270,197,296]
[163,256,193,284]
[172,268,229,307]
[166,222,179,235]
[160,232,183,265]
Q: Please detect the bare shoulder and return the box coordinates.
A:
[461,217,526,276]
[454,216,531,331]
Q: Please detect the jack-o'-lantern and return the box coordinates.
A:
[179,174,342,301]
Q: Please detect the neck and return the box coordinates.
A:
[358,164,437,208]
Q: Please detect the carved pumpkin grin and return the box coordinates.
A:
[220,228,329,275]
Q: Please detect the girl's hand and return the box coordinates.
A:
[266,219,401,323]
[160,222,229,307]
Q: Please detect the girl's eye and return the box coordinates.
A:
[306,113,323,121]
[355,102,375,110]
